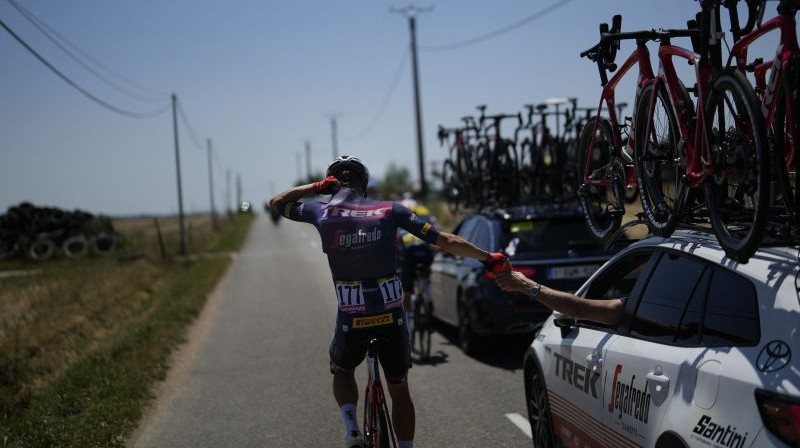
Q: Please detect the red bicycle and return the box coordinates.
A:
[362,338,397,448]
[578,15,664,243]
[633,0,770,262]
[726,0,800,233]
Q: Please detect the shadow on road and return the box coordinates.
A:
[430,320,534,372]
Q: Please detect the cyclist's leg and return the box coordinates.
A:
[400,258,416,335]
[378,315,414,444]
[330,315,368,438]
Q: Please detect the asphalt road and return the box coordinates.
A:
[132,215,535,448]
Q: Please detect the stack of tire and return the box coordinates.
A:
[0,202,118,261]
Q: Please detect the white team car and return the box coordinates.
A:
[523,229,800,448]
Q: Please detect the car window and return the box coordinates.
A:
[674,268,711,346]
[585,251,654,300]
[630,253,705,343]
[503,218,596,258]
[577,251,655,330]
[702,268,760,346]
[457,217,477,240]
[471,218,492,251]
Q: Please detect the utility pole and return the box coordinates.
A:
[296,152,302,182]
[326,113,342,159]
[206,138,218,231]
[171,94,187,255]
[236,173,242,210]
[305,140,312,179]
[226,169,231,215]
[391,4,432,197]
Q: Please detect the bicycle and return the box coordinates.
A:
[408,263,432,361]
[474,105,522,207]
[725,0,800,234]
[632,1,769,262]
[577,15,658,243]
[362,338,398,448]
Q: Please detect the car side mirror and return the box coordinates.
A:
[554,315,576,338]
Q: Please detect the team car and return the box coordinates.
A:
[523,229,800,448]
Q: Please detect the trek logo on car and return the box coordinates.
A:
[552,353,601,398]
[607,364,651,424]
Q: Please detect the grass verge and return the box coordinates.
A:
[0,213,254,447]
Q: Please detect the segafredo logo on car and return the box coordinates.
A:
[691,415,749,448]
[332,227,383,249]
[552,353,601,398]
[607,364,651,424]
[322,206,390,219]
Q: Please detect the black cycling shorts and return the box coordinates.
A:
[329,308,410,383]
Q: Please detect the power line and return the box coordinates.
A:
[421,0,575,52]
[5,0,166,101]
[344,49,409,141]
[6,0,167,104]
[0,16,170,118]
[176,100,206,152]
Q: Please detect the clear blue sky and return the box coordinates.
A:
[0,0,784,215]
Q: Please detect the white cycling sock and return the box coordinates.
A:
[340,403,359,433]
[398,441,413,448]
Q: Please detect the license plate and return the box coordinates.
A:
[547,265,600,280]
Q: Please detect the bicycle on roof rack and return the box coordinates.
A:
[579,3,772,263]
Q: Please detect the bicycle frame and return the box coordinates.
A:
[727,10,800,174]
[582,44,655,188]
[647,40,715,188]
[364,341,397,448]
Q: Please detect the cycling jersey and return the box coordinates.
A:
[278,187,441,314]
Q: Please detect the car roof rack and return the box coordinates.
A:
[481,202,584,222]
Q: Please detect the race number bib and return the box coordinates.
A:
[335,281,365,313]
[378,276,403,309]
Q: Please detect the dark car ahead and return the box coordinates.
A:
[430,204,618,354]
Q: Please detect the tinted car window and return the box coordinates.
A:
[503,217,597,258]
[702,268,760,346]
[585,251,653,300]
[674,268,711,346]
[471,218,492,251]
[631,253,704,343]
[457,217,478,240]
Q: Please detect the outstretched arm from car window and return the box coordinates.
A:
[494,271,625,326]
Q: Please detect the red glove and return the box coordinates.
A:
[483,252,510,274]
[312,176,340,194]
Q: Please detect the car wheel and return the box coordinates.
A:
[457,296,482,355]
[525,356,556,448]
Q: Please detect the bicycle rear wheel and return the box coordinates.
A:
[704,70,770,263]
[376,403,391,448]
[771,91,798,219]
[577,117,624,243]
[634,81,684,237]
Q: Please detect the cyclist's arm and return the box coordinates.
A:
[393,204,490,262]
[434,232,490,262]
[269,184,316,213]
[494,271,624,326]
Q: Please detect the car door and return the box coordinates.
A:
[543,250,657,448]
[431,217,476,325]
[600,250,709,447]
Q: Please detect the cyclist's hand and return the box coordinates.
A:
[495,271,532,294]
[312,176,340,195]
[482,252,510,274]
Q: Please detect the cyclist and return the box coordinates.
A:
[269,155,508,448]
[395,205,436,336]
